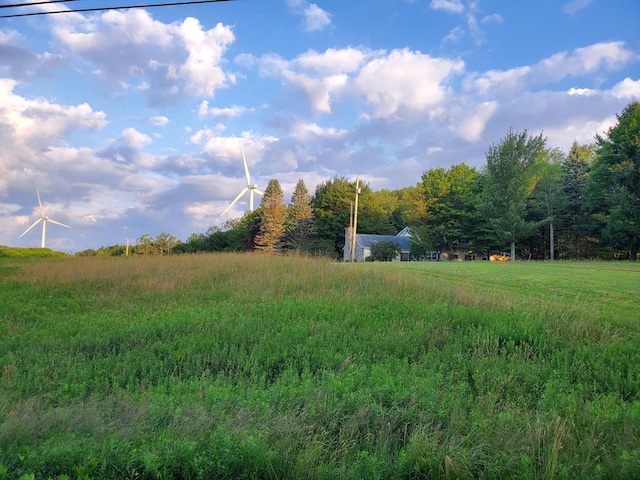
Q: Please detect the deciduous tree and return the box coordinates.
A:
[479,129,547,260]
[419,163,480,256]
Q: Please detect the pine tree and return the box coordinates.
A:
[560,141,595,258]
[254,179,287,253]
[283,179,315,251]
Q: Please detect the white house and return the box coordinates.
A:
[343,227,413,262]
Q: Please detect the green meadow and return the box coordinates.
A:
[1,255,639,479]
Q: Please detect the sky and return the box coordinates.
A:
[1,0,639,252]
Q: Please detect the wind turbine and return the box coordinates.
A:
[221,146,264,216]
[19,189,71,248]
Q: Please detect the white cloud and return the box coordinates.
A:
[354,49,464,118]
[563,0,593,16]
[454,101,498,142]
[481,13,503,24]
[287,0,332,33]
[610,77,640,99]
[544,42,636,76]
[303,4,332,32]
[0,79,107,154]
[290,121,347,141]
[465,42,637,96]
[151,115,169,126]
[179,18,236,97]
[52,10,236,101]
[429,0,464,14]
[443,26,465,44]
[120,128,152,149]
[195,101,247,120]
[296,48,365,75]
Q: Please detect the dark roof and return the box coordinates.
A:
[356,234,412,251]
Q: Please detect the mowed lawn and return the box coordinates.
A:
[1,255,639,479]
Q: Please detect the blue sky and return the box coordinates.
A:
[1,0,639,251]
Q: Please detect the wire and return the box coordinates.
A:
[0,0,80,9]
[0,0,235,18]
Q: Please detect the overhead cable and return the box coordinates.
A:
[0,0,235,18]
[0,0,81,9]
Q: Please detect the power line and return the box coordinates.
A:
[0,0,235,18]
[0,0,80,9]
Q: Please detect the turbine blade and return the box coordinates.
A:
[36,188,44,216]
[19,218,43,238]
[241,146,251,185]
[47,218,71,229]
[254,189,264,196]
[221,187,248,216]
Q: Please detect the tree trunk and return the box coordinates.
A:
[510,241,516,261]
[549,221,555,261]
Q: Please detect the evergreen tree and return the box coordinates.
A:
[255,179,287,253]
[559,142,596,258]
[283,179,316,252]
[587,101,640,260]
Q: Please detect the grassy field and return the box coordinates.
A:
[1,255,639,479]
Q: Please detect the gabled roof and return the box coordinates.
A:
[356,233,412,251]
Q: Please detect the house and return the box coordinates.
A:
[343,227,412,262]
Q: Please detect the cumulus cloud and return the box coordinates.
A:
[453,101,498,142]
[465,41,637,95]
[255,47,463,117]
[51,9,236,102]
[354,49,464,118]
[0,78,107,153]
[0,29,67,80]
[610,77,640,99]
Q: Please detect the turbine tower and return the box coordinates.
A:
[221,146,264,216]
[19,189,70,248]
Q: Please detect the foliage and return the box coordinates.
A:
[525,149,564,260]
[282,179,316,252]
[417,163,480,254]
[368,240,401,261]
[254,179,287,253]
[0,246,68,258]
[132,232,181,256]
[312,176,360,257]
[1,256,639,479]
[558,142,596,259]
[479,129,548,259]
[587,101,640,260]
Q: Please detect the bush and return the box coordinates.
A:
[369,241,400,261]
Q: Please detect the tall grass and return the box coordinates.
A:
[1,254,639,479]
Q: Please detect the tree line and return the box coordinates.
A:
[77,101,640,261]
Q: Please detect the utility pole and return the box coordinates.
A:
[348,201,354,261]
[350,177,360,262]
